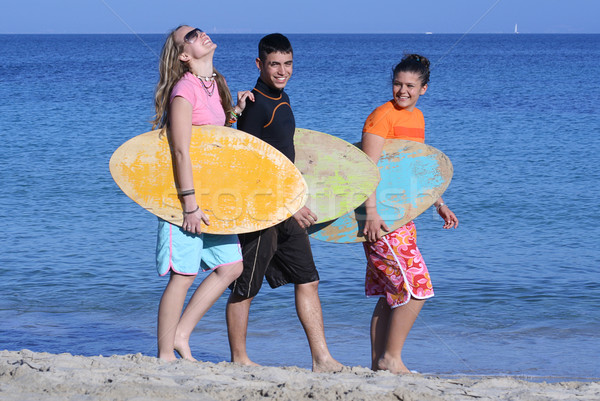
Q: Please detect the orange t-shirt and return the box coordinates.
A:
[362,101,425,143]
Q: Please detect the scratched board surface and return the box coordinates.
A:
[309,139,453,243]
[294,128,380,223]
[109,125,307,234]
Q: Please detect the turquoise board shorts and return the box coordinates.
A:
[156,219,242,276]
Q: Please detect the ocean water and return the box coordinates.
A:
[1,33,599,380]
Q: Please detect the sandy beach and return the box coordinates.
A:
[0,350,597,400]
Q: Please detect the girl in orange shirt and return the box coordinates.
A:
[361,54,459,374]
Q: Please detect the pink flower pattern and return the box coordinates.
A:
[363,221,434,308]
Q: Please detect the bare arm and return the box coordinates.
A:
[433,197,459,229]
[169,96,210,233]
[361,132,389,242]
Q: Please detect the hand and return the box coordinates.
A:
[182,208,210,235]
[363,209,389,242]
[293,206,317,229]
[236,90,255,113]
[437,205,459,229]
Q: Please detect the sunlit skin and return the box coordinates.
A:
[392,71,428,112]
[156,25,251,363]
[360,66,459,374]
[256,51,293,91]
[253,50,316,228]
[176,26,217,64]
[226,44,342,373]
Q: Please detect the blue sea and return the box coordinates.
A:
[1,33,599,380]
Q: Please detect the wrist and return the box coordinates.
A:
[183,205,199,215]
[229,107,242,124]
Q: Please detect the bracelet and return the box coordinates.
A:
[178,189,195,197]
[183,205,200,215]
[436,202,446,211]
[228,108,242,125]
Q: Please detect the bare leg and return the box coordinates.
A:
[226,292,259,366]
[173,262,243,360]
[294,281,344,372]
[157,272,196,361]
[377,298,425,374]
[370,297,391,370]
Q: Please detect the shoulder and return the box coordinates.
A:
[408,107,425,126]
[412,107,424,118]
[364,101,395,124]
[366,101,395,119]
[171,73,198,102]
[174,73,196,90]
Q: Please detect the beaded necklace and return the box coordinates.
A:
[193,72,217,97]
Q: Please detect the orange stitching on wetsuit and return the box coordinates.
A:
[263,103,290,128]
[254,88,282,100]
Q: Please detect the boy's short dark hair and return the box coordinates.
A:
[258,33,293,61]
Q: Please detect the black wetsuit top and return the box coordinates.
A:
[237,78,296,162]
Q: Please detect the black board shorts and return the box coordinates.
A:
[229,217,319,299]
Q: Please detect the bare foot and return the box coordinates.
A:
[377,355,411,374]
[173,340,197,361]
[313,356,345,373]
[157,351,178,362]
[231,356,260,367]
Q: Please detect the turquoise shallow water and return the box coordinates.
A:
[0,33,599,378]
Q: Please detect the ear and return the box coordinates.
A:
[255,57,262,71]
[420,84,428,95]
[179,52,190,63]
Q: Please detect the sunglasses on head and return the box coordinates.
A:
[184,28,203,44]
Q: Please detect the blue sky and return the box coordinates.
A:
[1,0,598,34]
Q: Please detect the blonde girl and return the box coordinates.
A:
[151,25,253,361]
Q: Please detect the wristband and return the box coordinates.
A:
[183,205,200,215]
[178,189,195,197]
[436,202,446,211]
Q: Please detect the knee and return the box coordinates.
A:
[168,273,196,291]
[297,280,319,291]
[216,261,243,281]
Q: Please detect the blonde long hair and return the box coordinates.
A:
[151,26,234,130]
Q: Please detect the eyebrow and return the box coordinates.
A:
[268,60,293,65]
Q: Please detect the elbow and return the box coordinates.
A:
[171,148,190,164]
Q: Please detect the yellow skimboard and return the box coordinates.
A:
[109,125,307,234]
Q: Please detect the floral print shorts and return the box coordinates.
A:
[363,221,434,308]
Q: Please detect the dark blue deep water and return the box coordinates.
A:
[1,33,598,379]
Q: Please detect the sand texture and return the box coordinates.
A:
[1,350,598,400]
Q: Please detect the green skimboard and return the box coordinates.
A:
[308,139,453,243]
[294,128,380,224]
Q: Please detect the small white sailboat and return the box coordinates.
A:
[514,24,519,34]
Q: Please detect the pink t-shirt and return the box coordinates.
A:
[170,72,226,126]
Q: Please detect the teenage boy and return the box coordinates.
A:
[226,33,342,373]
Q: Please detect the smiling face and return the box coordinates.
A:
[256,51,293,90]
[175,25,216,61]
[392,71,428,111]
